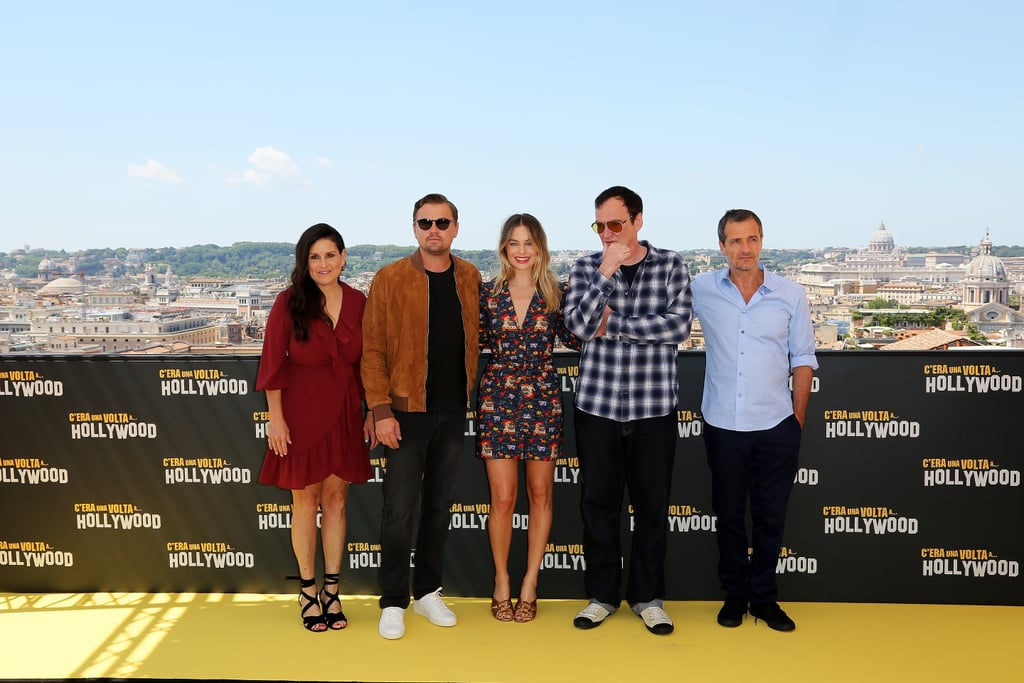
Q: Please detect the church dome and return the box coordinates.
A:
[965,232,1007,281]
[38,276,84,295]
[868,222,895,253]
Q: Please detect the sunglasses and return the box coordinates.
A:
[416,218,454,231]
[591,219,628,234]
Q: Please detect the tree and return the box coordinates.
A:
[965,322,988,342]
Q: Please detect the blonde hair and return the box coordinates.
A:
[491,213,560,313]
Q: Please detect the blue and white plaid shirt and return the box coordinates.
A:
[564,241,693,422]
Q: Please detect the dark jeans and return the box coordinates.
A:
[574,407,677,607]
[378,409,464,609]
[703,415,802,603]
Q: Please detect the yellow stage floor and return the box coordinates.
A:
[0,593,1018,682]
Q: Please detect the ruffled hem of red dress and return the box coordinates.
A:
[258,420,371,490]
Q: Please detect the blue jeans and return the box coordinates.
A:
[703,415,802,603]
[574,407,677,607]
[378,409,464,609]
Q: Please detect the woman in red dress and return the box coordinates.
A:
[477,213,577,623]
[257,223,376,632]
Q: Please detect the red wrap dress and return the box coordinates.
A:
[256,283,371,489]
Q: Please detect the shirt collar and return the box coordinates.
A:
[716,262,777,292]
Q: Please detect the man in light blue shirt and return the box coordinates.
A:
[692,209,817,633]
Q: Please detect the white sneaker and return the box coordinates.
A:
[639,606,674,635]
[412,587,457,627]
[573,602,611,629]
[378,606,405,640]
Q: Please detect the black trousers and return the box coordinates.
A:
[703,415,802,603]
[574,408,677,607]
[378,409,464,609]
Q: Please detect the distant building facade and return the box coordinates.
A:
[799,222,967,292]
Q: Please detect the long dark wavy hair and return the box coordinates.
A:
[288,223,345,341]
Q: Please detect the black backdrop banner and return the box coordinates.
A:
[1,351,1021,605]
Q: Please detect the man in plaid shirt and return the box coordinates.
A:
[563,185,693,636]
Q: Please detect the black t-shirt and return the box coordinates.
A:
[620,258,642,287]
[425,262,467,411]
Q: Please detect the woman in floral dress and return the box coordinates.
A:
[477,213,577,622]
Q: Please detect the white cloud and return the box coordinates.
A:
[241,169,270,186]
[315,156,332,166]
[237,146,310,186]
[127,160,184,184]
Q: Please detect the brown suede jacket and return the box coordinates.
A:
[361,249,482,420]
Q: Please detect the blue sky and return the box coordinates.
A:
[2,1,1020,253]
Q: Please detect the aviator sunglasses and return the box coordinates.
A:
[416,218,454,231]
[591,219,629,234]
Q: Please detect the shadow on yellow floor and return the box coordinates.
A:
[0,592,1019,682]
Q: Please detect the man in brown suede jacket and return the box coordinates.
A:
[362,192,481,640]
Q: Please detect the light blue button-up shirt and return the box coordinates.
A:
[692,265,818,432]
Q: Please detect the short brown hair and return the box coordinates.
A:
[413,193,459,221]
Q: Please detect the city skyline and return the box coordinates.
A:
[5,228,1023,258]
[2,3,1022,253]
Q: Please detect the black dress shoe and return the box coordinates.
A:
[749,601,796,632]
[717,595,748,627]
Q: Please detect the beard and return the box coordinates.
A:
[421,244,449,257]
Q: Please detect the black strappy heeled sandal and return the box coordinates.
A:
[319,572,348,630]
[295,576,327,632]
